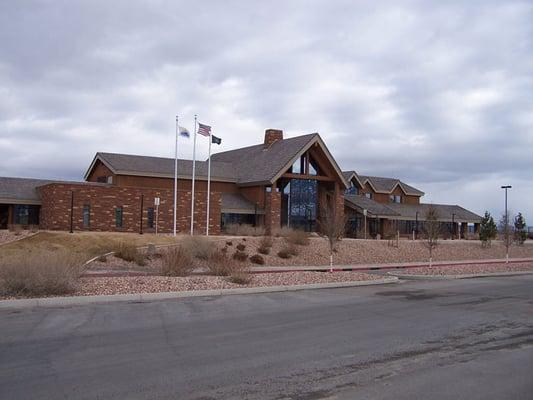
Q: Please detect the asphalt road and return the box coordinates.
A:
[1,276,533,400]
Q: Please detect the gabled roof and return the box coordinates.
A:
[342,170,364,188]
[84,152,237,182]
[358,175,424,196]
[210,133,349,187]
[344,194,400,217]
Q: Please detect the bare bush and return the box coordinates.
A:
[271,226,293,237]
[236,243,246,251]
[277,246,293,259]
[115,242,146,266]
[207,250,237,276]
[285,229,310,246]
[0,252,81,297]
[233,250,248,262]
[257,236,273,255]
[224,224,265,236]
[228,266,252,285]
[161,246,194,277]
[181,235,213,260]
[317,193,346,270]
[249,254,265,265]
[423,205,440,267]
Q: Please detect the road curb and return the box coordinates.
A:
[387,270,533,280]
[0,277,398,310]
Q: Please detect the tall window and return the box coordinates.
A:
[390,195,401,203]
[281,179,318,231]
[147,207,154,228]
[83,204,90,228]
[115,206,123,228]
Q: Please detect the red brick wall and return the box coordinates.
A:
[264,187,281,234]
[38,183,221,234]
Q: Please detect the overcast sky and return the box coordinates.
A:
[1,1,532,223]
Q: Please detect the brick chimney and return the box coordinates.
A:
[264,129,283,147]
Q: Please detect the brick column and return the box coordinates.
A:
[264,186,281,235]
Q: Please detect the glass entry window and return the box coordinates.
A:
[281,179,318,231]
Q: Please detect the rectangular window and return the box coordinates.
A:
[390,195,401,203]
[96,176,107,183]
[83,204,90,228]
[147,207,154,228]
[345,182,358,195]
[115,206,123,228]
[365,192,372,199]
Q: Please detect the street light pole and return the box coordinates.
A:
[501,185,512,263]
[452,213,455,240]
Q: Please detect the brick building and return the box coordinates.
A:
[0,129,481,237]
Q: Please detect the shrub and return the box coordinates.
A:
[277,248,292,259]
[226,241,233,246]
[236,243,246,251]
[228,267,252,285]
[271,226,293,237]
[257,245,270,255]
[0,252,81,297]
[96,254,107,263]
[224,224,265,236]
[115,242,146,266]
[233,250,248,262]
[249,254,265,265]
[257,236,273,255]
[285,229,310,246]
[207,250,237,276]
[181,235,213,260]
[161,246,194,277]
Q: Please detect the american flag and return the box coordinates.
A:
[197,122,211,137]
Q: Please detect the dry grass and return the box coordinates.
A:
[161,246,194,277]
[0,251,82,297]
[228,266,252,285]
[115,242,146,266]
[207,250,238,276]
[224,224,265,236]
[250,254,265,265]
[285,229,310,246]
[257,236,273,255]
[181,235,213,260]
[233,250,248,262]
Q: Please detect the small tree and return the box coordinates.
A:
[479,211,498,248]
[317,193,346,272]
[514,212,527,245]
[423,205,440,268]
[499,213,513,263]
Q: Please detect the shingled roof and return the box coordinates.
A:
[358,175,424,196]
[211,133,347,186]
[344,194,400,217]
[221,193,264,214]
[0,177,52,203]
[85,153,237,182]
[386,203,482,223]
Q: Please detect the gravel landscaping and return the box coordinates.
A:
[0,230,36,246]
[85,237,533,272]
[0,271,383,299]
[393,262,533,276]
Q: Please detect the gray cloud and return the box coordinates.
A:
[1,0,532,222]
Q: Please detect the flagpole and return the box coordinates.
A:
[206,134,212,236]
[173,115,179,237]
[190,114,197,235]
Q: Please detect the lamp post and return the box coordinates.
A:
[415,211,419,240]
[452,213,455,240]
[501,185,512,263]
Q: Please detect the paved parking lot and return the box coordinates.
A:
[1,276,533,399]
